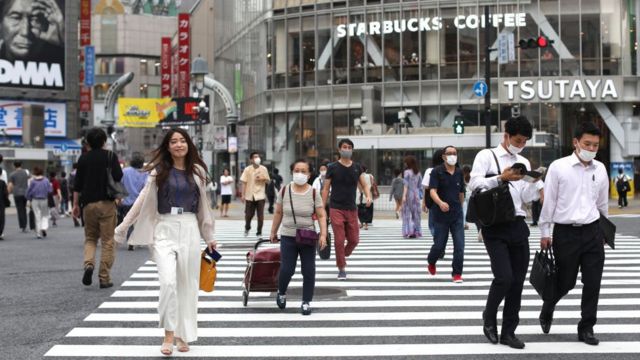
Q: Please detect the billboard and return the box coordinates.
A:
[0,0,66,90]
[610,162,635,199]
[0,100,66,137]
[118,97,210,128]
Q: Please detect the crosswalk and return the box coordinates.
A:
[46,219,640,358]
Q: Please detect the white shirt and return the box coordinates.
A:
[312,175,325,194]
[0,169,6,183]
[422,168,433,188]
[468,144,543,218]
[538,152,609,238]
[219,175,233,196]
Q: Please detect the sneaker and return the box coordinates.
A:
[99,282,114,289]
[82,266,94,286]
[276,293,287,309]
[452,274,464,283]
[428,263,436,276]
[243,230,249,237]
[0,234,4,240]
[128,245,134,251]
[301,302,312,315]
[256,232,262,238]
[337,270,347,280]
[41,230,47,237]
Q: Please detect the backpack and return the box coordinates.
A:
[616,175,629,193]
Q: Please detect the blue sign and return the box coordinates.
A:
[85,46,95,87]
[473,81,488,97]
[61,143,68,152]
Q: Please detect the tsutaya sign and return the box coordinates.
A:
[501,77,621,103]
[337,13,526,37]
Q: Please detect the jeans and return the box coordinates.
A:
[14,195,28,230]
[427,211,465,276]
[428,208,435,237]
[278,235,316,303]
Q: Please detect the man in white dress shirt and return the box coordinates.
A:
[538,122,609,346]
[469,116,543,349]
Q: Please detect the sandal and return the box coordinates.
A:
[160,342,173,356]
[176,337,190,352]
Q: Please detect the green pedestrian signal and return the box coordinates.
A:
[453,117,464,134]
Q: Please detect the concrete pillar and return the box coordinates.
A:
[611,103,634,163]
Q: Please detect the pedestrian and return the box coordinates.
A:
[389,169,404,219]
[357,165,375,230]
[68,163,81,227]
[0,154,6,183]
[422,149,445,237]
[321,138,372,280]
[426,146,465,282]
[469,116,543,349]
[240,151,270,237]
[207,179,218,209]
[114,128,216,355]
[530,167,547,226]
[26,166,52,239]
[266,175,276,214]
[0,154,6,239]
[48,171,61,226]
[312,163,328,194]
[72,127,123,289]
[461,165,472,230]
[538,121,608,346]
[118,153,147,251]
[8,161,29,233]
[59,172,69,216]
[219,168,233,217]
[615,167,631,208]
[269,159,328,315]
[401,156,423,238]
[0,176,7,240]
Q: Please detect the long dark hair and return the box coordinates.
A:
[144,128,208,189]
[404,155,419,175]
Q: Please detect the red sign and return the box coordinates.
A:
[177,13,190,98]
[161,37,172,98]
[79,0,92,115]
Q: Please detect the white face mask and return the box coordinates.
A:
[292,173,308,185]
[507,141,524,155]
[320,170,327,177]
[253,157,261,165]
[576,146,597,162]
[445,155,457,166]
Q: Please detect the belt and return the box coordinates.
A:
[555,220,599,228]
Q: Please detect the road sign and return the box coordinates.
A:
[473,81,488,97]
[453,117,465,135]
[498,33,508,64]
[61,144,68,152]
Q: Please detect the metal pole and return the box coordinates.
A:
[484,6,492,149]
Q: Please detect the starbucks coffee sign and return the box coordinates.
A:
[501,77,621,102]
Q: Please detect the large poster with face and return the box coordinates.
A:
[0,0,65,90]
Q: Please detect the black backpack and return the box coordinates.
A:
[616,176,629,192]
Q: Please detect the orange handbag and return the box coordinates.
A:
[199,251,217,292]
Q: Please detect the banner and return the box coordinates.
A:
[79,0,92,115]
[0,100,66,137]
[161,37,172,97]
[79,87,91,112]
[118,97,210,128]
[213,126,228,150]
[177,13,190,97]
[84,46,95,87]
[610,162,635,199]
[0,0,65,90]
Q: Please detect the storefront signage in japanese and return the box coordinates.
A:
[0,100,66,137]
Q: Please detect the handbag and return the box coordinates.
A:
[199,251,218,292]
[529,248,557,302]
[465,151,515,227]
[288,184,319,246]
[370,175,380,200]
[106,151,128,200]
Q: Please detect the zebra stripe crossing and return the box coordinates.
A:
[46,219,640,358]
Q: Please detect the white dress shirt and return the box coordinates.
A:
[422,168,433,188]
[538,152,609,238]
[468,144,543,218]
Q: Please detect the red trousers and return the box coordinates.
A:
[330,208,360,269]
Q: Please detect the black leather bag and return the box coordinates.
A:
[529,248,558,302]
[465,151,515,227]
[106,151,128,200]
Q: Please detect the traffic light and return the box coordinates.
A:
[453,116,464,135]
[518,36,554,49]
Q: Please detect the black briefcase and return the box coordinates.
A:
[599,214,616,250]
[529,248,557,302]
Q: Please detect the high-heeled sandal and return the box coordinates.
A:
[176,337,190,352]
[160,342,173,356]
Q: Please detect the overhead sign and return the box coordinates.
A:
[177,13,190,98]
[160,37,172,98]
[118,97,210,128]
[337,13,526,37]
[0,100,66,137]
[84,46,95,87]
[473,81,488,97]
[0,0,66,90]
[502,77,621,102]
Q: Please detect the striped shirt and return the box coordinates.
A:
[276,183,324,237]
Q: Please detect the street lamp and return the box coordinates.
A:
[191,56,208,98]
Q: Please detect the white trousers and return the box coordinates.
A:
[152,213,201,343]
[31,199,49,233]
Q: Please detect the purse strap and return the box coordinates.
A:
[489,150,502,175]
[287,184,316,226]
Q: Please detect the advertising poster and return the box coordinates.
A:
[0,100,66,137]
[0,0,65,90]
[118,96,210,128]
[610,162,635,199]
[213,125,227,150]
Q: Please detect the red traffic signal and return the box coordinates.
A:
[536,36,549,48]
[519,36,554,49]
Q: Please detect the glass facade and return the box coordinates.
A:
[212,0,635,183]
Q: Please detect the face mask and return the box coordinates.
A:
[339,150,353,159]
[292,173,308,185]
[507,138,524,155]
[253,157,261,165]
[445,155,457,166]
[576,146,597,162]
[320,170,327,177]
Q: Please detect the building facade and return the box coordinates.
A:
[206,0,640,187]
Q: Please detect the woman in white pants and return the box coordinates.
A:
[115,128,217,356]
[26,166,52,239]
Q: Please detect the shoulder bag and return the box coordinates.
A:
[370,175,380,200]
[199,251,218,292]
[465,151,515,227]
[106,151,128,200]
[288,184,319,246]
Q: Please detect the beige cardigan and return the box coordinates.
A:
[114,166,215,246]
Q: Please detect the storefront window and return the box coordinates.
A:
[581,0,601,75]
[540,0,560,77]
[458,6,478,79]
[601,0,622,75]
[440,7,458,79]
[560,1,580,76]
[334,109,350,139]
[274,20,286,88]
[350,12,365,83]
[366,10,383,83]
[301,112,318,167]
[383,9,401,81]
[267,20,273,89]
[287,17,301,87]
[421,7,439,80]
[317,111,334,162]
[316,15,332,85]
[333,15,349,84]
[519,12,540,77]
[302,16,315,86]
[403,6,420,81]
